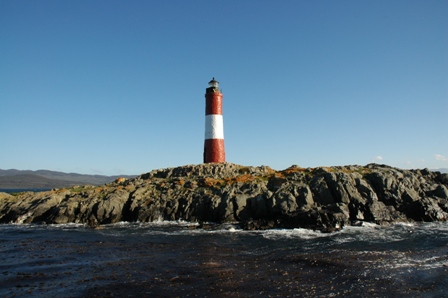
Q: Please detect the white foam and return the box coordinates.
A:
[261,228,336,240]
[47,223,87,229]
[359,221,379,228]
[105,220,199,228]
[335,222,416,244]
[392,222,416,228]
[378,253,448,270]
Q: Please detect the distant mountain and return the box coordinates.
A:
[0,169,136,190]
[433,168,448,174]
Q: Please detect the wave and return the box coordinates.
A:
[261,227,336,240]
[1,221,447,239]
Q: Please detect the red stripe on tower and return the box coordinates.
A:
[203,78,226,163]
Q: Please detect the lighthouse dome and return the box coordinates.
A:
[206,77,221,94]
[208,77,219,88]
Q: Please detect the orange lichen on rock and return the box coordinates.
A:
[280,166,306,176]
[115,177,127,184]
[198,177,223,187]
[225,174,258,184]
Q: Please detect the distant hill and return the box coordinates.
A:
[0,169,136,190]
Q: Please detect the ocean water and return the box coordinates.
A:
[0,222,447,297]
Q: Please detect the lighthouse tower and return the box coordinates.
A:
[204,78,226,163]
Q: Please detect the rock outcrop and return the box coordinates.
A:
[0,163,447,232]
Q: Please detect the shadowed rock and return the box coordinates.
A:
[0,163,447,231]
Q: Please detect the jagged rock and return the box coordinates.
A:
[0,163,447,231]
[310,176,334,205]
[432,185,448,199]
[95,189,130,224]
[0,192,12,199]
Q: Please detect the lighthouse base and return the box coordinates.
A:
[203,139,226,163]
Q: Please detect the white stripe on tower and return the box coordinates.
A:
[205,115,224,139]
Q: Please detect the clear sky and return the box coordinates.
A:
[1,0,447,175]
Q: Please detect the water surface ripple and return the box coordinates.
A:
[0,222,447,297]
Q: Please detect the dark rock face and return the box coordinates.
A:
[0,163,447,231]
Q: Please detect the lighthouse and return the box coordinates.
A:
[204,78,226,163]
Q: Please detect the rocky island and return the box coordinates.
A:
[0,163,447,232]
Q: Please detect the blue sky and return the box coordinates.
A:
[1,0,447,175]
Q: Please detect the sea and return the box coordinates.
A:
[0,221,447,297]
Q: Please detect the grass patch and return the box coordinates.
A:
[9,192,26,197]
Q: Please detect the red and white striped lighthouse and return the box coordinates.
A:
[203,78,226,163]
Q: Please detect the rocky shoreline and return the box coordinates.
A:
[0,163,447,232]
